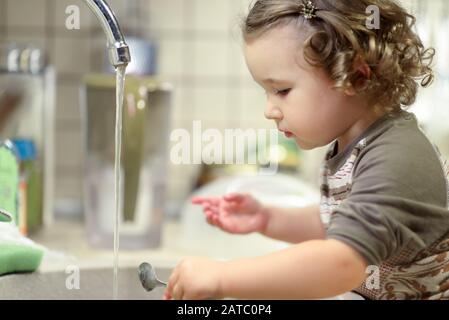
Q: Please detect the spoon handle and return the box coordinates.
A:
[158,279,168,287]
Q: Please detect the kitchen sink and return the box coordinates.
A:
[0,266,171,300]
[0,266,365,300]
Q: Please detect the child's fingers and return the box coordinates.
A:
[172,283,184,300]
[205,214,214,226]
[214,215,224,229]
[222,202,238,212]
[223,193,242,200]
[192,196,221,206]
[203,208,224,229]
[191,196,209,204]
[206,204,219,215]
[197,202,218,218]
[211,213,221,226]
[205,210,214,218]
[167,268,179,296]
[223,193,247,203]
[203,205,218,219]
[163,291,172,300]
[223,201,249,214]
[205,210,219,226]
[203,203,213,210]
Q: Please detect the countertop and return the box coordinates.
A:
[3,218,364,300]
[31,218,189,272]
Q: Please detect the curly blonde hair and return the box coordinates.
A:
[242,0,435,113]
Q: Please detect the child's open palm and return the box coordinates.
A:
[191,193,268,234]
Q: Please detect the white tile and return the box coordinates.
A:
[192,0,231,32]
[4,33,46,49]
[179,39,196,75]
[167,178,193,204]
[169,162,199,181]
[102,0,128,21]
[55,83,83,120]
[170,113,194,134]
[168,163,200,190]
[227,0,260,77]
[0,1,5,21]
[240,84,267,126]
[199,118,230,134]
[55,124,84,168]
[228,0,254,32]
[89,33,109,73]
[240,83,266,115]
[55,175,83,200]
[192,85,228,123]
[145,0,185,31]
[170,85,194,124]
[6,0,46,29]
[157,38,186,76]
[227,36,251,77]
[224,86,243,127]
[53,37,91,74]
[193,38,230,77]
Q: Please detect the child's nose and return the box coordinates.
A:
[264,101,283,120]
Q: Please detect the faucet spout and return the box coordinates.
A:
[83,0,131,67]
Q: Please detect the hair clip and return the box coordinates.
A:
[300,0,318,19]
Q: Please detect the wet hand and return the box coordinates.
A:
[191,193,269,234]
[163,257,226,300]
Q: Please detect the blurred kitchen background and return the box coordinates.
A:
[0,0,448,266]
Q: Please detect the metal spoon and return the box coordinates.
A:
[0,208,12,223]
[138,262,167,291]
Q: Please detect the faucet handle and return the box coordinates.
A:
[108,41,131,68]
[83,0,131,67]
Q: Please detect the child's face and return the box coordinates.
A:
[244,23,370,150]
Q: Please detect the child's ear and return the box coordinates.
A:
[354,54,371,79]
[344,55,371,96]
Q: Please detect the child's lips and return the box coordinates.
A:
[279,129,294,138]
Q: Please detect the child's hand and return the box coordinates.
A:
[163,257,225,300]
[191,193,269,234]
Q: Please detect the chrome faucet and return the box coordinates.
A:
[83,0,131,67]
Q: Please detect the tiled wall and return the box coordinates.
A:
[1,0,316,218]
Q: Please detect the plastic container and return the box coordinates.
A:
[11,139,43,235]
[81,74,172,249]
[0,140,20,225]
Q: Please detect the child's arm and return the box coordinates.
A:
[260,204,325,243]
[220,239,367,299]
[193,194,325,244]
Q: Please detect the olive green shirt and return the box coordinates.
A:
[321,110,449,266]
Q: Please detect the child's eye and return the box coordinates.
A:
[275,89,291,96]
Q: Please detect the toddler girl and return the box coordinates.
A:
[164,0,449,300]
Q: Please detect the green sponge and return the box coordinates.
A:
[0,243,43,276]
[0,209,12,222]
